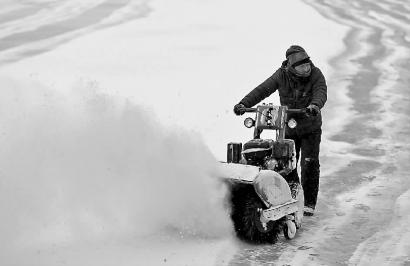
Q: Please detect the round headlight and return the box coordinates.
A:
[288,118,297,129]
[244,117,255,128]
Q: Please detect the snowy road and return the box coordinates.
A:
[1,0,409,265]
[233,0,410,265]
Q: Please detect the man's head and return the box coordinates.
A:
[286,45,312,78]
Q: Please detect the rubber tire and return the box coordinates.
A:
[283,220,297,240]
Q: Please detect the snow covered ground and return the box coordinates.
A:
[0,0,409,265]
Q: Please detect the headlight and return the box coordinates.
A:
[287,118,297,129]
[244,117,255,128]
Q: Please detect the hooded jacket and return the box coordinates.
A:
[239,61,327,135]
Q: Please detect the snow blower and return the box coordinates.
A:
[220,104,305,243]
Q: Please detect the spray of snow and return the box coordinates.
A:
[0,77,232,253]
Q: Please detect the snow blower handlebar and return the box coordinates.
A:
[286,108,307,114]
[242,107,307,114]
[242,107,257,113]
[288,107,319,117]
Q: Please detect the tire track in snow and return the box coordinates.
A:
[0,2,51,25]
[274,0,410,265]
[0,0,151,65]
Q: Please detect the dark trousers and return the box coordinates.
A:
[285,129,321,208]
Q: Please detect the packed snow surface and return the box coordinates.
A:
[1,0,409,265]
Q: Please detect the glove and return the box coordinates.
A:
[233,103,246,116]
[306,104,320,116]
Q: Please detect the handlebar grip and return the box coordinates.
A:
[243,108,257,112]
[286,108,307,113]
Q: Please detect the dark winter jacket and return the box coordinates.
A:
[239,61,327,135]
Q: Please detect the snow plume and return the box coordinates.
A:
[0,77,232,252]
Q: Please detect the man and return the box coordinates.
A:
[233,45,327,216]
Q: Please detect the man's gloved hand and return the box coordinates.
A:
[233,103,246,116]
[306,104,320,116]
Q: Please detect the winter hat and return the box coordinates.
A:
[286,45,305,58]
[286,45,310,68]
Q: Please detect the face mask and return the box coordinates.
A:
[294,63,311,77]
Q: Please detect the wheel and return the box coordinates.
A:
[288,182,304,228]
[283,220,297,240]
[294,184,304,228]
